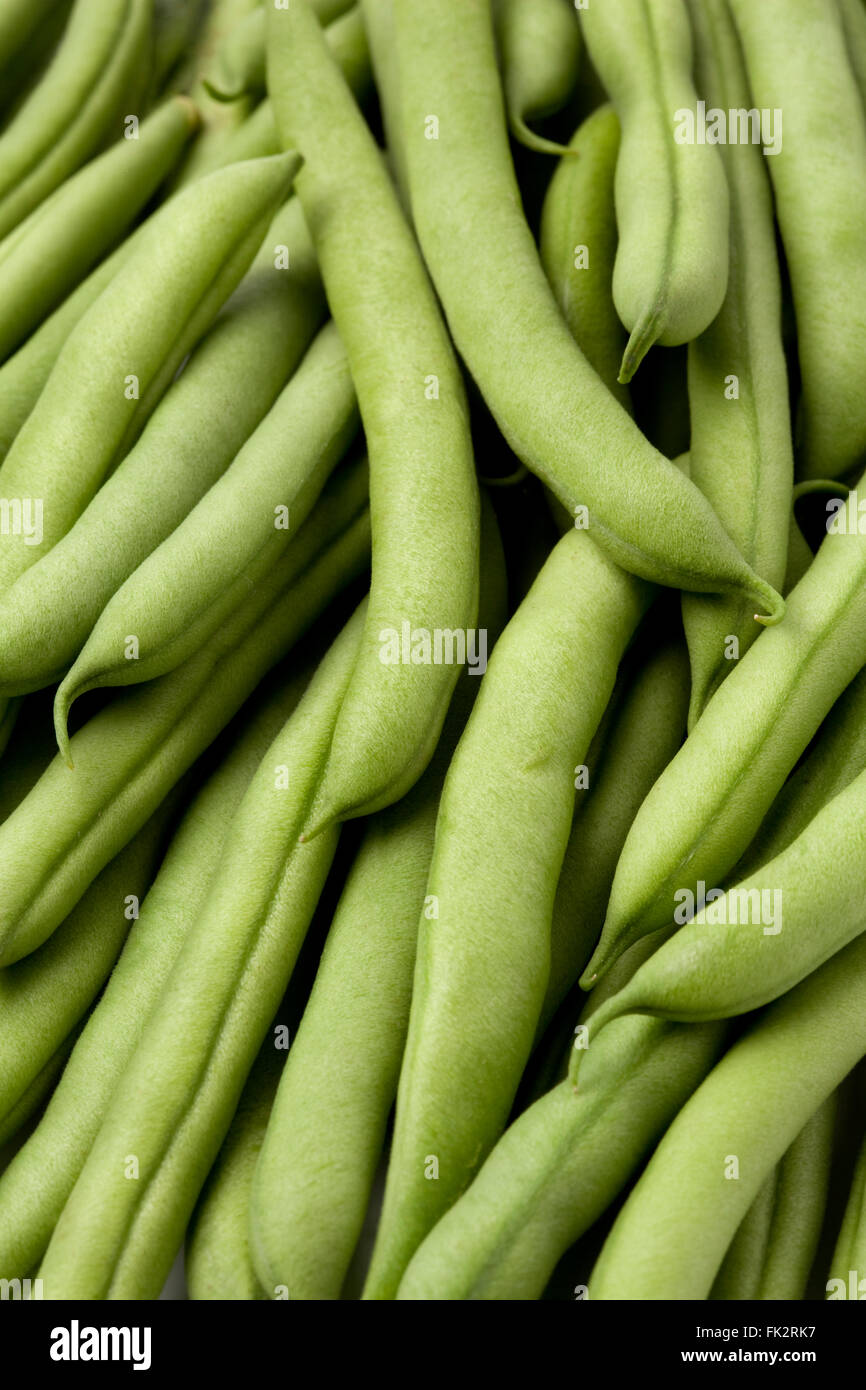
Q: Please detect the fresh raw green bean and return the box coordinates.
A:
[0,196,326,697]
[730,0,866,482]
[187,1036,280,1300]
[827,1127,866,1299]
[0,0,66,74]
[0,659,311,1281]
[837,0,866,114]
[149,0,209,98]
[0,796,176,1137]
[37,604,365,1299]
[204,6,265,101]
[0,459,370,967]
[250,499,508,1302]
[0,151,300,592]
[396,1014,724,1300]
[539,105,629,408]
[584,505,866,980]
[364,529,651,1298]
[55,322,358,737]
[0,0,154,241]
[711,1095,836,1300]
[268,0,480,836]
[0,1027,82,1154]
[588,933,866,1299]
[493,0,581,156]
[681,0,793,729]
[389,0,783,618]
[0,97,199,361]
[541,619,689,1033]
[785,503,814,593]
[579,0,730,381]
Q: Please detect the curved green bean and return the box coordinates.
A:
[493,0,581,156]
[681,0,793,728]
[389,0,783,618]
[588,933,866,1299]
[0,0,64,74]
[268,0,480,837]
[827,1127,866,1298]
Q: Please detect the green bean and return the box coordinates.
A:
[37,604,365,1299]
[149,0,209,99]
[681,0,793,729]
[493,0,581,156]
[0,459,370,967]
[204,6,266,102]
[579,0,730,381]
[730,0,866,482]
[837,0,866,116]
[0,794,177,1139]
[389,0,783,618]
[0,1027,82,1154]
[0,97,199,362]
[364,529,651,1298]
[268,0,480,836]
[588,933,866,1299]
[539,104,630,408]
[250,499,508,1302]
[0,0,67,74]
[541,617,689,1033]
[827,1127,866,1299]
[0,661,310,1282]
[396,1014,723,1300]
[0,151,300,592]
[0,4,75,131]
[0,0,154,241]
[0,197,326,698]
[584,506,866,981]
[187,1037,280,1300]
[711,1094,836,1300]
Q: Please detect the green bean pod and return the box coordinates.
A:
[55,322,358,734]
[711,1095,836,1300]
[0,1027,82,1154]
[0,196,326,697]
[681,0,793,728]
[268,0,480,836]
[204,6,266,102]
[364,529,651,1298]
[584,509,866,980]
[730,0,866,482]
[837,0,866,115]
[0,0,154,241]
[389,0,783,619]
[588,933,866,1299]
[0,460,370,967]
[0,97,199,362]
[0,0,64,73]
[579,0,730,381]
[187,1037,281,1301]
[149,0,208,98]
[539,104,630,408]
[37,605,365,1300]
[0,151,301,592]
[0,662,310,1281]
[827,1128,866,1299]
[396,1014,723,1300]
[541,620,689,1033]
[493,0,581,156]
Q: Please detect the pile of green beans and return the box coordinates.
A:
[0,0,864,1309]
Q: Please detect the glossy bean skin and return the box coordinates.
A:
[711,1095,836,1300]
[364,529,651,1298]
[250,499,508,1302]
[579,0,730,381]
[0,663,310,1281]
[389,0,783,619]
[493,0,581,156]
[37,607,366,1300]
[584,510,866,980]
[395,1014,724,1300]
[0,97,199,362]
[268,0,480,836]
[0,152,301,592]
[539,104,630,408]
[0,0,154,241]
[0,196,326,697]
[730,0,866,482]
[588,934,866,1299]
[55,321,358,735]
[540,621,689,1033]
[0,460,370,967]
[827,1128,866,1298]
[681,0,793,728]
